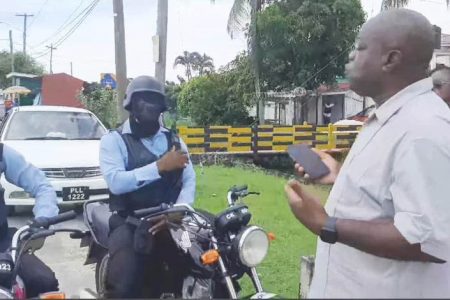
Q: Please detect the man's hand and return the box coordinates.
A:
[295,149,341,185]
[284,179,328,235]
[148,215,168,235]
[157,146,189,173]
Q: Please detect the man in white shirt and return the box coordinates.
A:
[285,9,450,298]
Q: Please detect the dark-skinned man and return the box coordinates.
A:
[285,9,450,298]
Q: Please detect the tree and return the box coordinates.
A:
[178,74,252,126]
[256,0,365,90]
[0,51,45,88]
[177,53,255,127]
[381,0,448,9]
[79,82,118,128]
[192,53,215,76]
[173,51,200,81]
[174,51,215,81]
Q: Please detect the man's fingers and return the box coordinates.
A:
[148,218,167,235]
[288,179,304,195]
[285,180,304,206]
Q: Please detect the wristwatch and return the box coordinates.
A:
[320,216,338,244]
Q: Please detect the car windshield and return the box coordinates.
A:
[5,111,107,140]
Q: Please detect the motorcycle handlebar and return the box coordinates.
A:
[134,203,169,218]
[46,210,77,227]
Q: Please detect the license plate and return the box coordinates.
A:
[62,187,89,201]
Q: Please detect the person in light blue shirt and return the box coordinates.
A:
[0,143,59,297]
[99,75,196,298]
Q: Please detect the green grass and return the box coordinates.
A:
[193,165,331,298]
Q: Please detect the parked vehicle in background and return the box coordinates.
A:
[0,106,109,214]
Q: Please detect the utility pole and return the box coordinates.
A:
[70,62,73,76]
[16,13,33,55]
[46,44,56,74]
[113,0,128,123]
[9,30,14,86]
[154,0,168,85]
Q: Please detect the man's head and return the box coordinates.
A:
[345,9,434,103]
[431,66,450,105]
[123,76,167,136]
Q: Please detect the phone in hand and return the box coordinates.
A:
[287,144,330,180]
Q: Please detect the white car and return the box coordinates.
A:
[0,105,109,213]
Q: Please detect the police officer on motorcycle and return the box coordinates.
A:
[0,143,59,296]
[99,75,196,298]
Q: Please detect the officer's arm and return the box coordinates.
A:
[3,145,58,218]
[176,139,196,205]
[100,132,161,195]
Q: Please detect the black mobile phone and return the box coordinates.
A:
[287,144,330,180]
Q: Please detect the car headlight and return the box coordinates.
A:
[235,226,269,267]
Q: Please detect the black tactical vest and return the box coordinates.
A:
[109,129,183,214]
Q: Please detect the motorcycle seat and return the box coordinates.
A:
[85,201,111,249]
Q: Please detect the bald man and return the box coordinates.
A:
[431,66,450,106]
[285,9,450,298]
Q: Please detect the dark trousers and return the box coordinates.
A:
[105,215,185,299]
[18,253,59,297]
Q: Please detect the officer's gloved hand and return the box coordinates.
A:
[157,146,189,173]
[29,217,50,229]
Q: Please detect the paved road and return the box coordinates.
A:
[9,206,96,297]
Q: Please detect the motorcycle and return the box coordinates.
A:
[0,211,82,299]
[75,185,278,299]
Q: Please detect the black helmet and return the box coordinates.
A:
[123,75,166,111]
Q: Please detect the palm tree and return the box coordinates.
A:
[381,0,449,9]
[173,51,200,81]
[192,53,215,76]
[211,0,266,123]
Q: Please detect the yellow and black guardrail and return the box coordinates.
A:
[177,124,362,155]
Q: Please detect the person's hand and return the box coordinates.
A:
[284,179,328,235]
[147,215,168,235]
[157,146,189,173]
[295,149,341,185]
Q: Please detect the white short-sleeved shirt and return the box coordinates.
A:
[310,78,450,298]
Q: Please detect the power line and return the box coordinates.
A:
[28,0,49,29]
[52,0,99,48]
[30,0,92,50]
[31,0,99,60]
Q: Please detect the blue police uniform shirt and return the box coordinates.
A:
[1,145,58,218]
[100,120,196,204]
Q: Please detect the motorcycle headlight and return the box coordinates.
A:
[235,226,269,267]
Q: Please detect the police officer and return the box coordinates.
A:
[99,75,196,298]
[0,143,59,296]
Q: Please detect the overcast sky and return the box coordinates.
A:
[0,0,449,83]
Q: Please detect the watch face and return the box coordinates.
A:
[320,229,337,244]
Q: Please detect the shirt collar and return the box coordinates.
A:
[371,78,432,125]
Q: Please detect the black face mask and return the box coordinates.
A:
[129,97,164,138]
